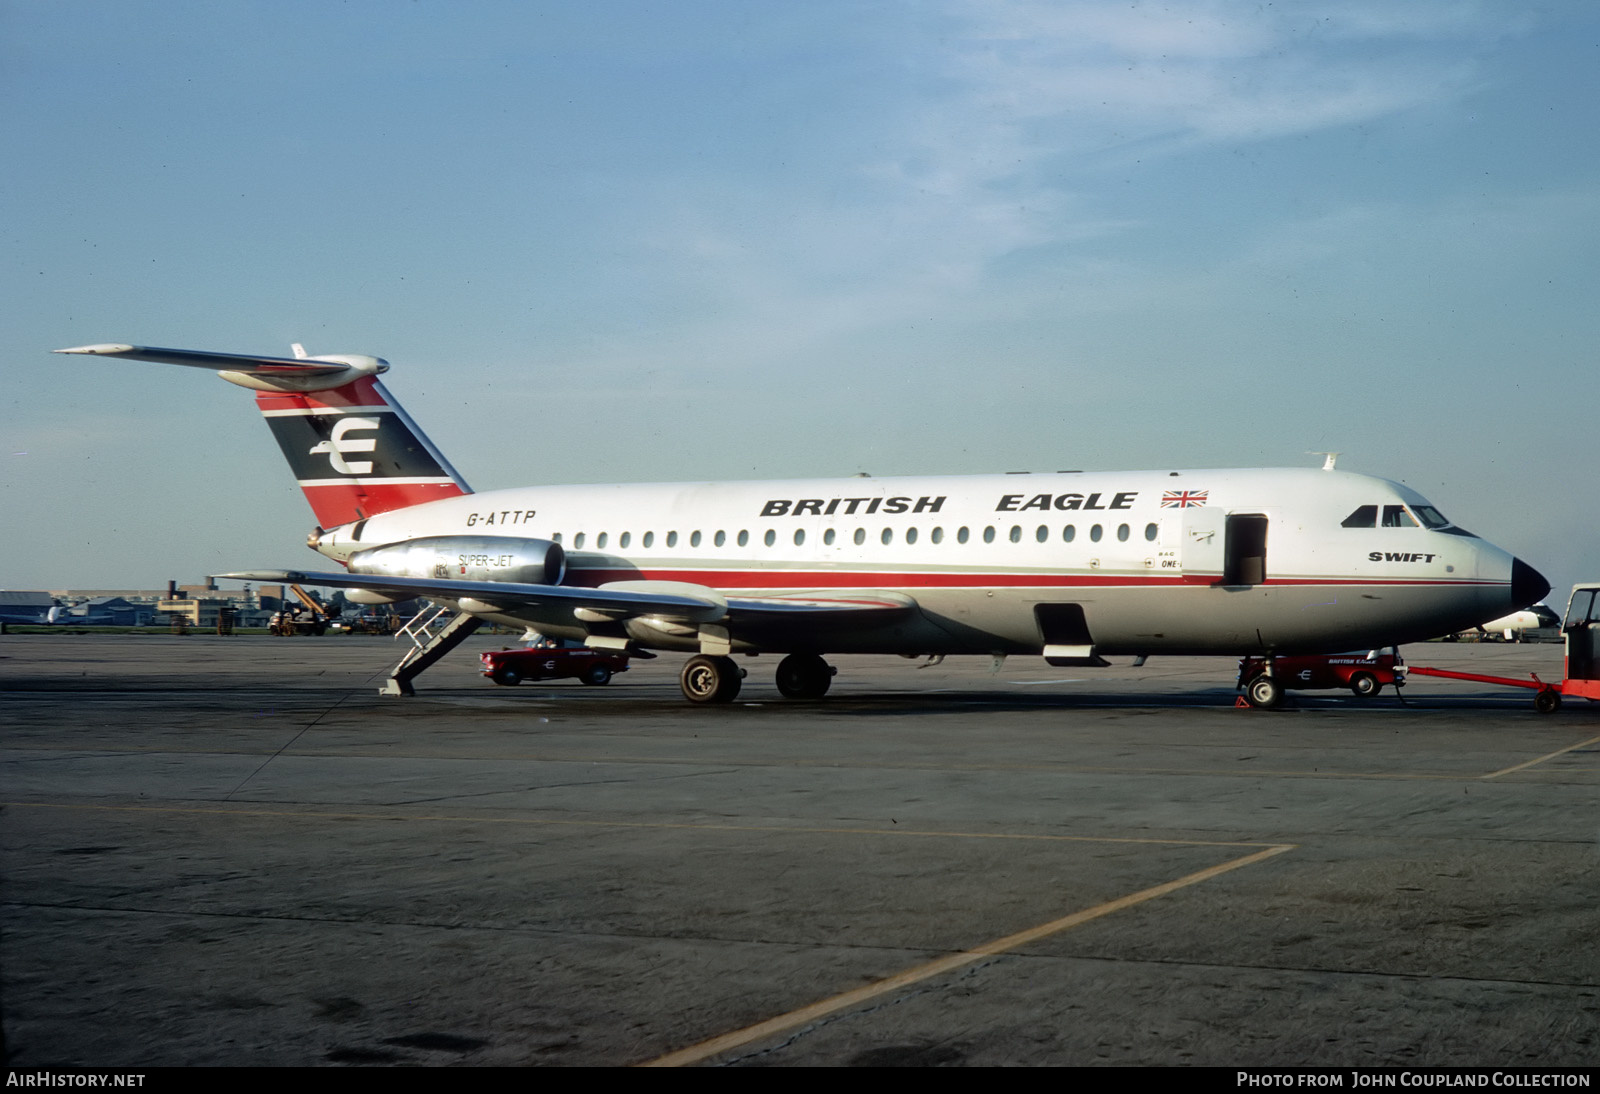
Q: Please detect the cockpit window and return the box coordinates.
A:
[1341,506,1377,528]
[1411,505,1451,530]
[1382,505,1417,528]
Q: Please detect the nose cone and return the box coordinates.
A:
[1511,557,1551,610]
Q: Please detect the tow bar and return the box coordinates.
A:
[1404,665,1569,714]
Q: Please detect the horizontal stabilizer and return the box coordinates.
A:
[56,344,356,377]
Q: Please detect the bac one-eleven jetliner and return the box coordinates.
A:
[57,343,1549,707]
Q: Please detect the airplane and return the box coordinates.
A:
[1452,603,1560,642]
[55,342,1551,708]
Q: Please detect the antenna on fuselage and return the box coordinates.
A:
[1309,451,1340,471]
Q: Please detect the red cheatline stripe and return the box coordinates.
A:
[565,566,1502,591]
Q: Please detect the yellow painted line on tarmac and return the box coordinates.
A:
[638,842,1295,1067]
[1480,733,1600,780]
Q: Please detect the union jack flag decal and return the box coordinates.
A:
[1161,490,1208,508]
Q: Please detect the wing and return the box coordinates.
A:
[221,570,917,633]
[222,569,728,624]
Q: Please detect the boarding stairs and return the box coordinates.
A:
[379,605,483,696]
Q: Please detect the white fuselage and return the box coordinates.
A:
[317,467,1529,658]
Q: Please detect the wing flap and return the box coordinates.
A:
[725,590,917,621]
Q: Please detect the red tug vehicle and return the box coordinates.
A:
[1238,648,1405,702]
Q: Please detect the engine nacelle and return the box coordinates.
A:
[345,588,402,606]
[349,536,566,586]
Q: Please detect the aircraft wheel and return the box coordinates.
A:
[775,653,833,699]
[1349,672,1381,698]
[1245,674,1284,709]
[1535,689,1562,715]
[491,667,521,687]
[681,655,742,704]
[581,664,613,686]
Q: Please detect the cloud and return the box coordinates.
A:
[938,0,1517,153]
[601,0,1531,377]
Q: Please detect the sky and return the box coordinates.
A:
[3,0,1596,600]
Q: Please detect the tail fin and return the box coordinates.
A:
[55,343,471,528]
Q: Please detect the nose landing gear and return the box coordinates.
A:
[1239,654,1285,709]
[1244,671,1285,709]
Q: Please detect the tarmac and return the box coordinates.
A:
[2,634,1596,1067]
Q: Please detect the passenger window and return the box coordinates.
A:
[552,532,563,544]
[931,527,943,544]
[642,531,653,548]
[881,527,893,545]
[690,530,702,547]
[1036,525,1048,543]
[738,530,749,547]
[983,526,996,544]
[824,528,836,545]
[1090,525,1103,542]
[620,532,631,548]
[1117,524,1129,542]
[794,529,805,546]
[957,527,970,544]
[854,528,866,545]
[1382,505,1417,528]
[905,527,918,545]
[1144,523,1158,542]
[574,532,586,549]
[1342,506,1377,528]
[1063,525,1075,542]
[1009,525,1022,543]
[714,530,726,547]
[764,529,776,547]
[666,531,678,548]
[597,532,608,549]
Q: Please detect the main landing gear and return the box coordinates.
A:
[680,655,744,703]
[775,653,835,700]
[677,652,838,703]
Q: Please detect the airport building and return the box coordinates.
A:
[23,581,289,629]
[0,591,57,625]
